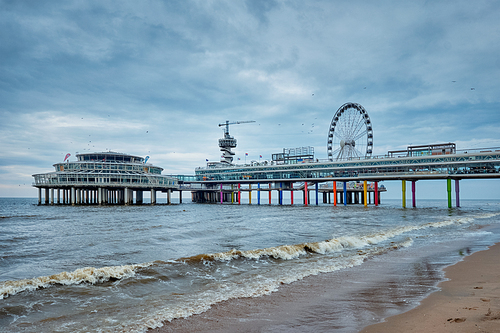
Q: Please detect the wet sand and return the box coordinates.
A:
[361,242,500,333]
[148,242,499,333]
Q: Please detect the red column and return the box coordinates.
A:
[291,183,294,205]
[238,183,241,205]
[269,183,272,204]
[374,181,379,206]
[333,181,337,206]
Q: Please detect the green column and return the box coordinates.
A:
[447,179,452,208]
[402,180,406,208]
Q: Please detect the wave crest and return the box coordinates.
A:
[0,264,149,299]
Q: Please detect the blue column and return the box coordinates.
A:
[315,183,319,205]
[257,182,261,205]
[343,182,347,206]
[279,182,283,205]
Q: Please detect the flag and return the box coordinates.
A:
[63,153,71,162]
[245,153,248,156]
[144,156,150,163]
[259,155,262,158]
[206,159,209,161]
[238,158,241,160]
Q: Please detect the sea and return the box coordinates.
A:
[1,196,500,332]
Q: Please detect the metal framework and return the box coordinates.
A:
[327,102,373,161]
[194,151,500,182]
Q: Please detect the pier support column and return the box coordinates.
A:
[179,191,182,204]
[402,180,406,208]
[412,180,416,208]
[343,182,347,206]
[257,183,261,205]
[363,181,367,207]
[304,182,308,206]
[151,189,156,205]
[124,188,129,205]
[238,183,241,205]
[136,190,143,205]
[71,187,75,205]
[220,184,223,204]
[98,188,102,205]
[38,188,42,205]
[279,182,283,205]
[167,189,171,205]
[76,189,81,205]
[290,183,294,205]
[315,183,319,206]
[447,179,452,208]
[374,182,379,206]
[57,189,60,204]
[44,188,49,205]
[455,179,460,208]
[333,181,337,206]
[249,184,252,205]
[50,188,54,205]
[269,183,272,204]
[231,184,234,203]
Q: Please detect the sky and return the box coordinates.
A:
[1,0,500,199]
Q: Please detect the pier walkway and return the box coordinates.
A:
[178,147,500,208]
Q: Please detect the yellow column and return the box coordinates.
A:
[249,183,252,205]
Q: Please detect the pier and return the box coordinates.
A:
[184,144,500,208]
[33,152,178,205]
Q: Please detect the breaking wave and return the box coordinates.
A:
[0,264,150,299]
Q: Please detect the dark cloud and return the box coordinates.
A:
[1,0,500,197]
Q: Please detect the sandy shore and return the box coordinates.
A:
[149,242,500,333]
[361,242,500,333]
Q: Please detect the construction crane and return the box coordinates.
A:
[218,120,255,164]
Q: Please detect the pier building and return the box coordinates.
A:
[33,152,178,205]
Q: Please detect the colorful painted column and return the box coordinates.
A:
[315,183,319,205]
[333,181,337,206]
[238,183,241,205]
[412,180,416,208]
[231,184,234,203]
[269,183,272,204]
[343,182,347,206]
[402,180,406,208]
[455,179,460,208]
[257,183,261,205]
[279,182,283,205]
[249,183,252,205]
[363,180,368,207]
[304,182,308,206]
[290,183,294,205]
[374,181,379,206]
[447,179,452,208]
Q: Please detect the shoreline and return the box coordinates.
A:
[360,242,500,332]
[149,239,500,332]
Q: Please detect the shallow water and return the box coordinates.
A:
[1,198,500,332]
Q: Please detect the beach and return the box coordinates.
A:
[150,242,500,333]
[361,242,500,333]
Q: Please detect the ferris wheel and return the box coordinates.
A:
[327,102,373,161]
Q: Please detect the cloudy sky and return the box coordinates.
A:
[1,0,500,199]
